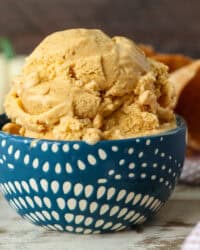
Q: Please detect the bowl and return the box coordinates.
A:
[0,114,186,234]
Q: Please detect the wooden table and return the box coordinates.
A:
[0,184,199,250]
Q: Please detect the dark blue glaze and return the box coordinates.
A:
[0,115,186,234]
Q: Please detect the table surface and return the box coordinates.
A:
[0,184,199,250]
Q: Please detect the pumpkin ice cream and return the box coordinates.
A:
[3,29,176,143]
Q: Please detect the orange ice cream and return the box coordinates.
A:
[3,29,176,143]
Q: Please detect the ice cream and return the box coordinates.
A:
[3,29,176,143]
[140,43,200,151]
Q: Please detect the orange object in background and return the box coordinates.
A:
[140,44,200,151]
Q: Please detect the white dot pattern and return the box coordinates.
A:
[146,139,151,145]
[73,144,80,150]
[0,130,182,234]
[111,146,118,152]
[41,142,48,152]
[79,200,87,211]
[14,150,20,160]
[51,144,59,153]
[65,213,74,223]
[138,152,144,158]
[8,145,13,155]
[129,163,135,169]
[7,163,14,169]
[24,155,30,165]
[128,148,134,155]
[65,163,73,174]
[108,169,115,175]
[51,181,59,194]
[98,149,107,160]
[55,163,62,174]
[32,158,39,169]
[57,198,65,210]
[119,159,125,165]
[42,162,50,172]
[77,160,85,170]
[40,179,48,192]
[62,144,69,152]
[87,155,96,165]
[29,179,38,192]
[63,182,71,194]
[141,163,147,168]
[115,175,122,180]
[1,140,6,147]
[74,183,83,196]
[1,184,166,233]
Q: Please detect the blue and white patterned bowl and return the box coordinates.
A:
[0,115,186,234]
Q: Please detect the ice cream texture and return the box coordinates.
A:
[3,29,176,143]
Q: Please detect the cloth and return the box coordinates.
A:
[182,223,200,250]
[181,155,200,249]
[180,156,200,185]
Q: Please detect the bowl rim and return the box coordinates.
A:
[0,114,186,145]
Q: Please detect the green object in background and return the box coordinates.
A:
[0,37,14,59]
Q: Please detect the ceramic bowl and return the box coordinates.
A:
[0,115,186,234]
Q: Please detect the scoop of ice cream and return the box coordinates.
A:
[3,29,176,143]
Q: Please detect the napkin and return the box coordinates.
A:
[182,223,200,250]
[180,155,200,185]
[181,155,200,249]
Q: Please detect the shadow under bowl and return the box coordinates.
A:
[0,114,186,234]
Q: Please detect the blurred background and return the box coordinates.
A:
[0,0,200,56]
